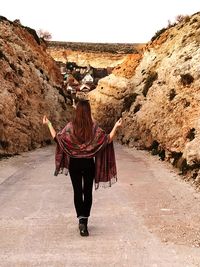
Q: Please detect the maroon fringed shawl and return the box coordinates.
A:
[54,122,117,189]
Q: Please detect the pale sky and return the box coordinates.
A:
[1,0,200,43]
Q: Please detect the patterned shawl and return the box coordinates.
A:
[54,122,117,189]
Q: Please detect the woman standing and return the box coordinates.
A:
[43,99,122,236]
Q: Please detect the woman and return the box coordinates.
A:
[43,99,122,236]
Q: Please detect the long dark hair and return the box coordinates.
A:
[72,99,93,144]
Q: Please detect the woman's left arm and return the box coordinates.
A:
[109,118,122,143]
[43,115,56,139]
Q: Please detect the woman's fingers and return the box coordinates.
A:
[118,118,122,125]
[42,115,48,124]
[115,117,122,127]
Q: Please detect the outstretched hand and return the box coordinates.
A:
[42,115,56,138]
[43,115,49,125]
[108,117,123,143]
[115,117,122,128]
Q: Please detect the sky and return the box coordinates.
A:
[1,0,200,43]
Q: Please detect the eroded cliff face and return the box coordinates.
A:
[47,42,142,69]
[47,48,127,68]
[0,17,72,156]
[88,12,200,187]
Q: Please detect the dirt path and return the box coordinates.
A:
[0,144,200,267]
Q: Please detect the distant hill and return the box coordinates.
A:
[47,41,145,54]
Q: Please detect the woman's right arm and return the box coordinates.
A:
[43,115,56,139]
[109,118,122,143]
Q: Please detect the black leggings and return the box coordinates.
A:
[69,158,95,218]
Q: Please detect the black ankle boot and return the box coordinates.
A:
[79,218,88,225]
[79,218,89,236]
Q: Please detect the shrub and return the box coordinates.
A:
[0,16,8,23]
[37,29,52,41]
[23,26,40,45]
[171,152,183,167]
[175,15,185,23]
[191,18,198,24]
[159,149,165,161]
[151,28,167,42]
[150,140,159,156]
[167,20,176,28]
[176,14,190,23]
[184,16,190,23]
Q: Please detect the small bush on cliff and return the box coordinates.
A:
[175,14,190,23]
[37,29,52,41]
[150,140,159,155]
[151,14,190,42]
[143,72,158,97]
[0,16,8,22]
[191,17,198,24]
[151,27,167,42]
[23,26,40,45]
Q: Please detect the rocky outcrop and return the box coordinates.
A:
[89,74,134,132]
[88,12,200,187]
[0,16,72,156]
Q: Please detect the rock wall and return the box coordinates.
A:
[89,74,134,132]
[0,17,72,156]
[88,12,200,186]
